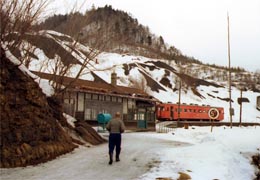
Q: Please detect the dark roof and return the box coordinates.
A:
[33,71,158,102]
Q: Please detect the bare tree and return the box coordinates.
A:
[1,0,48,50]
[47,43,100,97]
[1,0,102,99]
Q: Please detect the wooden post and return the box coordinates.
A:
[239,89,243,126]
[211,118,214,132]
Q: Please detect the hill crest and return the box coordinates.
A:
[38,5,203,64]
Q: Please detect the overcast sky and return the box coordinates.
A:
[47,0,260,72]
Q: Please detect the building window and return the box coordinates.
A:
[105,95,111,101]
[112,96,117,102]
[123,98,128,114]
[99,95,104,101]
[128,99,131,109]
[128,99,135,109]
[118,97,122,102]
[85,108,91,120]
[85,93,91,99]
[92,94,98,100]
[64,98,74,104]
[99,109,107,114]
[91,109,97,119]
[134,113,145,121]
[77,93,84,111]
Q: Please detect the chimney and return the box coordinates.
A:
[111,72,117,86]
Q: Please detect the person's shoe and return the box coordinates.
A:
[116,155,120,162]
[109,153,113,165]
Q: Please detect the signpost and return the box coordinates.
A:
[208,108,220,132]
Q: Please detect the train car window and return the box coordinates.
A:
[184,109,187,112]
[193,109,196,112]
[166,107,169,111]
[198,109,202,113]
[189,109,192,112]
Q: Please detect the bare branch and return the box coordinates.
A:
[1,0,105,99]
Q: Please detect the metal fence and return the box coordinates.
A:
[156,121,177,133]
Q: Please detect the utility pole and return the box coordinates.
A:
[178,78,182,124]
[227,12,233,128]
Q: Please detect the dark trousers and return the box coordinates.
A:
[108,133,121,156]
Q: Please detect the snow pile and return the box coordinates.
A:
[63,113,77,128]
[140,126,260,180]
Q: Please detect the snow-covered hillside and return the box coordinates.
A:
[84,53,259,123]
[5,30,260,123]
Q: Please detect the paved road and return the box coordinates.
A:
[0,132,188,180]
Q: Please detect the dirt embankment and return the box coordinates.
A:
[0,49,105,168]
[252,154,260,180]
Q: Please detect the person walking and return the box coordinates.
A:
[106,112,125,165]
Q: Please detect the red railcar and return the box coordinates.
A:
[156,103,224,121]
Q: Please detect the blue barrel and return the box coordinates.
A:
[97,113,112,124]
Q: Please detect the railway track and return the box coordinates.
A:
[166,121,260,128]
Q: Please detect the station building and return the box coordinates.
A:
[34,71,158,130]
